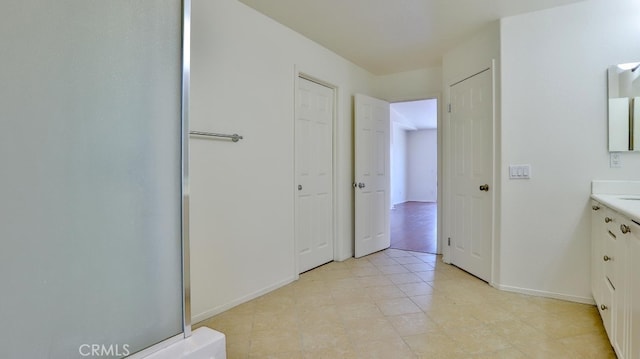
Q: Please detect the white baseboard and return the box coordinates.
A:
[495,283,595,305]
[191,276,297,324]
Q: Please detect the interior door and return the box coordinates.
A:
[449,68,493,281]
[354,94,390,258]
[296,77,334,273]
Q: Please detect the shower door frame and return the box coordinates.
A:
[129,0,193,356]
[181,0,193,340]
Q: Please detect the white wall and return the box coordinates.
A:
[190,0,375,321]
[407,130,438,202]
[499,0,640,302]
[391,123,408,206]
[374,68,443,102]
[391,128,438,205]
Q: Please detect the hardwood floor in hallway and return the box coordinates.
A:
[390,201,437,254]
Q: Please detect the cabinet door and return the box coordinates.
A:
[591,201,605,305]
[604,208,619,288]
[613,219,628,358]
[602,278,615,340]
[628,221,640,359]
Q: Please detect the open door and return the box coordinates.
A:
[354,94,390,258]
[448,68,493,282]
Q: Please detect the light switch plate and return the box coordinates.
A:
[509,164,531,179]
[610,152,622,168]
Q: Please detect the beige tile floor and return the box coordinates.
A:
[194,249,615,359]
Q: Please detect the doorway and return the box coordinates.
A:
[389,99,438,254]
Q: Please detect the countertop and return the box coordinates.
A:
[591,194,640,224]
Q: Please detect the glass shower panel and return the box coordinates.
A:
[0,1,184,358]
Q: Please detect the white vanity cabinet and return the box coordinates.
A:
[592,200,640,359]
[591,201,617,340]
[628,220,640,359]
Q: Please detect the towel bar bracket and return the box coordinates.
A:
[189,131,243,142]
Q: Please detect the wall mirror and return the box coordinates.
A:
[608,62,640,151]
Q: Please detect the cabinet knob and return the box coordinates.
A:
[592,205,600,210]
[605,217,612,223]
[600,304,608,311]
[620,224,631,234]
[603,255,611,262]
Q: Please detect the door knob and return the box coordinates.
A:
[358,182,366,189]
[479,184,489,192]
[298,185,302,191]
[605,217,612,223]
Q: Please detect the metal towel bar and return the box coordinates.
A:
[189,131,243,142]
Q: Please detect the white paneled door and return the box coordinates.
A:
[295,77,334,273]
[354,94,390,258]
[449,68,493,282]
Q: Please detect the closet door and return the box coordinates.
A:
[295,77,334,273]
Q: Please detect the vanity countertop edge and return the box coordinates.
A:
[591,180,640,223]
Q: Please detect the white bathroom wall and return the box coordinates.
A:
[499,0,640,302]
[391,122,409,206]
[407,130,438,202]
[190,0,375,321]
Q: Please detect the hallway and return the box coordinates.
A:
[391,202,437,253]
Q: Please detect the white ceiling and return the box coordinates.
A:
[237,0,584,75]
[391,99,438,130]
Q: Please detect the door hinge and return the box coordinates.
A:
[447,237,451,246]
[447,104,451,113]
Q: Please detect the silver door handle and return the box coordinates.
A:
[479,184,489,192]
[358,182,365,189]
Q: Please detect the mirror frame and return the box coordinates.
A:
[607,62,640,152]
